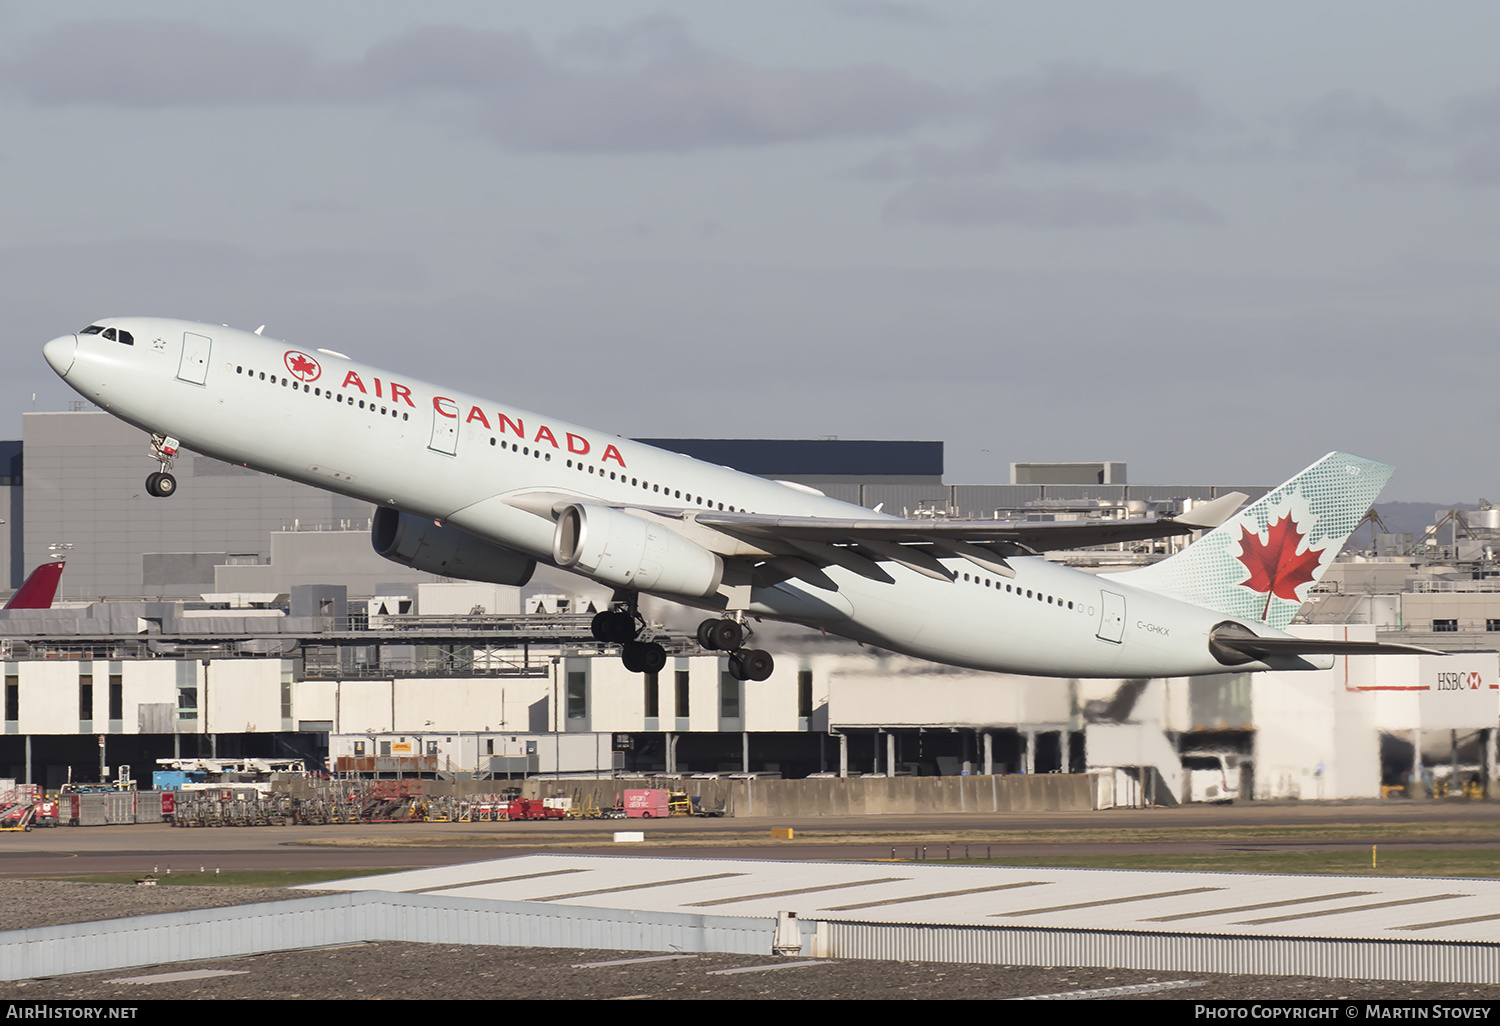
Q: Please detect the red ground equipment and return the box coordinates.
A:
[622,788,670,818]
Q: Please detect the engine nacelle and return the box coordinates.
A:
[552,503,723,598]
[372,508,536,586]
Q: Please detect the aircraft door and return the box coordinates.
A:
[428,398,459,455]
[1096,590,1126,644]
[177,332,212,385]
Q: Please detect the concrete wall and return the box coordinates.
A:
[1252,661,1379,800]
[207,659,284,734]
[289,675,551,736]
[826,655,1073,728]
[416,583,520,616]
[719,772,1092,817]
[1403,593,1500,633]
[516,773,1093,817]
[391,677,520,733]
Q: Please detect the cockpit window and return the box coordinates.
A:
[101,328,133,345]
[80,325,104,335]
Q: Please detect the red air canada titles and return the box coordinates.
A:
[337,370,626,469]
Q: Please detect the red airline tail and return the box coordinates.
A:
[4,561,65,610]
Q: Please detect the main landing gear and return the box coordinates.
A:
[591,594,667,675]
[145,434,180,498]
[697,617,774,682]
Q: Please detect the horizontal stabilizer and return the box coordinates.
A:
[1209,622,1440,666]
[1172,491,1248,529]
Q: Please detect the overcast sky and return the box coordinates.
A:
[3,1,1497,501]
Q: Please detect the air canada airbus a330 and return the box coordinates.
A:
[42,318,1432,682]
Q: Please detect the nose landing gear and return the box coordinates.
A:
[145,471,177,498]
[145,435,180,498]
[697,617,774,682]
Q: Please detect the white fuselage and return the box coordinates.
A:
[44,318,1288,678]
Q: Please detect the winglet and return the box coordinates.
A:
[4,560,65,610]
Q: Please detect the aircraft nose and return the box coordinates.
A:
[43,335,76,377]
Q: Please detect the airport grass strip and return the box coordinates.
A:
[281,820,1500,849]
[46,868,404,888]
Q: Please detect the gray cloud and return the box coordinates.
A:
[1276,90,1427,180]
[855,62,1206,180]
[1293,90,1420,148]
[1448,86,1500,186]
[978,63,1206,163]
[882,182,1221,229]
[476,58,944,152]
[0,16,946,153]
[828,1,945,28]
[3,19,327,107]
[1450,86,1500,133]
[1452,138,1500,186]
[353,24,545,96]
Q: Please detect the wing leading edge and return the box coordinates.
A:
[695,488,1246,554]
[503,486,1247,587]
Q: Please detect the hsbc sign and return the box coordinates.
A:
[1410,653,1500,730]
[1435,671,1484,691]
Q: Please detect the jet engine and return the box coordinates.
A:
[552,503,723,598]
[372,508,536,586]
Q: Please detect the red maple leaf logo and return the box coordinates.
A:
[1236,514,1325,617]
[284,350,321,382]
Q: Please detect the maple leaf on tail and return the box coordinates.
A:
[1236,514,1325,620]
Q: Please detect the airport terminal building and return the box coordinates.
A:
[2,411,1497,804]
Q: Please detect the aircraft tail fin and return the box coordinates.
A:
[4,560,65,610]
[1117,452,1394,629]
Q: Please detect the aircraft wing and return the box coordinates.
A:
[506,488,1245,585]
[687,492,1244,583]
[695,492,1245,553]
